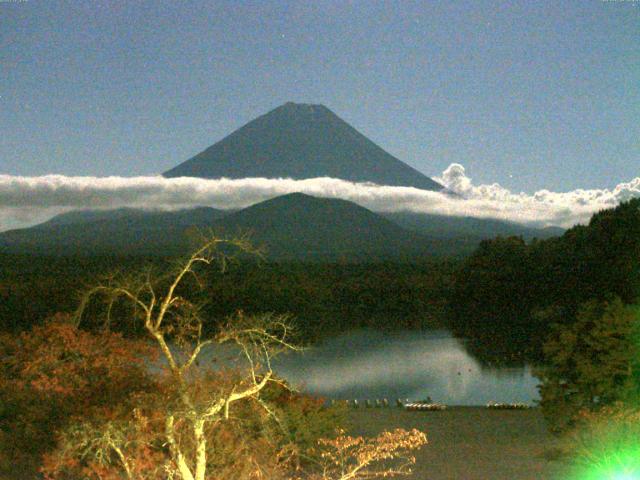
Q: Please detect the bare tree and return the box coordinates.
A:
[75,235,301,480]
[59,235,429,480]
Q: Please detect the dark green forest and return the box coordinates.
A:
[1,199,638,369]
[448,198,640,364]
[0,255,455,337]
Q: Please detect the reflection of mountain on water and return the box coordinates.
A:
[273,329,540,405]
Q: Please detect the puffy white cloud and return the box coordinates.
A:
[0,165,638,232]
[434,163,640,227]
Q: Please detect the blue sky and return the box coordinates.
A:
[1,0,638,193]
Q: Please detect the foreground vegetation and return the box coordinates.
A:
[0,238,428,479]
[452,200,640,476]
[1,198,639,478]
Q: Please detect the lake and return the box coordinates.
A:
[272,329,540,405]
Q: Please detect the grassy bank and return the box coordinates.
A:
[347,407,563,480]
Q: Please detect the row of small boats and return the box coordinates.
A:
[331,399,532,410]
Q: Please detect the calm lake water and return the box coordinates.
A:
[271,329,540,406]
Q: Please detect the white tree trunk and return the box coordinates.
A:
[194,418,207,480]
[166,415,196,480]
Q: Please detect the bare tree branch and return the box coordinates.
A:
[71,235,305,480]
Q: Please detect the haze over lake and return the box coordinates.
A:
[273,329,540,405]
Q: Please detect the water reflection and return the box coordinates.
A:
[272,329,540,405]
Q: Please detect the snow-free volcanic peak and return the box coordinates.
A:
[164,102,443,191]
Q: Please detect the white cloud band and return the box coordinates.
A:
[0,164,638,232]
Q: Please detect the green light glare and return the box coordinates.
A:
[613,474,638,480]
[566,445,640,480]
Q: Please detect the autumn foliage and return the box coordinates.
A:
[0,314,154,478]
[306,428,428,480]
[0,317,425,480]
[0,237,428,480]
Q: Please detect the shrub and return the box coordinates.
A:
[536,298,640,432]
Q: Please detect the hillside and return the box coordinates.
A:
[213,192,464,260]
[0,195,563,259]
[0,207,227,255]
[383,212,564,240]
[0,195,473,259]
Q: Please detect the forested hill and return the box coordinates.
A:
[0,192,467,259]
[382,211,564,241]
[0,207,227,256]
[0,193,560,259]
[447,198,640,364]
[213,192,464,260]
[0,199,636,368]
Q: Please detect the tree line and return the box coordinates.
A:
[1,199,638,370]
[0,255,456,339]
[448,198,640,475]
[447,198,640,366]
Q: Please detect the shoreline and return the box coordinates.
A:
[347,406,564,480]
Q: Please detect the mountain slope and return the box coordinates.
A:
[214,192,450,260]
[382,212,564,240]
[164,102,443,191]
[0,207,227,255]
[0,195,472,259]
[0,197,562,259]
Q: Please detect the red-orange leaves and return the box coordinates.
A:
[0,315,156,479]
[13,316,152,400]
[308,428,428,480]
